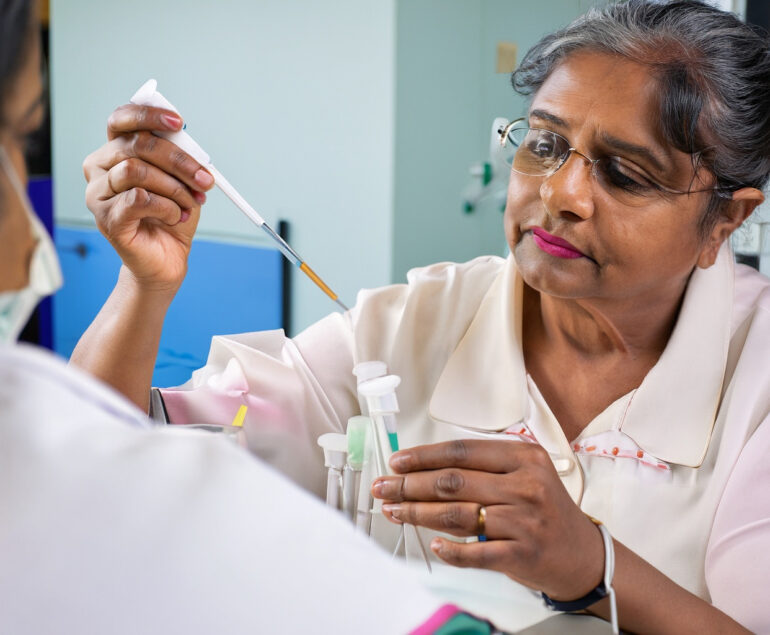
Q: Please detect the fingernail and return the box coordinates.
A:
[193,190,207,205]
[430,539,442,552]
[179,210,191,223]
[372,479,386,498]
[161,114,182,130]
[390,453,409,472]
[382,504,403,523]
[194,169,214,188]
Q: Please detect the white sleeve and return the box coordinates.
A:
[159,312,359,498]
[705,415,770,633]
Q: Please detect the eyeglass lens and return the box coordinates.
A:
[503,125,674,207]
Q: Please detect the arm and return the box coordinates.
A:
[372,440,750,634]
[71,104,215,410]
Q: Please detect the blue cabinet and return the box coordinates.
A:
[54,226,283,387]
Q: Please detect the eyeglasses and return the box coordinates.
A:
[495,118,731,207]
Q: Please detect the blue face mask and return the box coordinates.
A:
[0,145,62,344]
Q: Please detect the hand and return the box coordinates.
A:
[83,104,216,293]
[371,439,604,600]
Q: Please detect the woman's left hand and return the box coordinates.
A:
[371,439,604,600]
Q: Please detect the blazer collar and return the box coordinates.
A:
[428,245,734,467]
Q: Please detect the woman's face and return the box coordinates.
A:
[0,33,44,293]
[505,50,720,305]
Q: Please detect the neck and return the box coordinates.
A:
[523,276,692,361]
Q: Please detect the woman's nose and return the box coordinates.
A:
[539,151,596,222]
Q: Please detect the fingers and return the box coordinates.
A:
[373,468,516,505]
[84,133,214,195]
[106,186,188,230]
[105,158,199,211]
[382,501,522,539]
[106,104,183,139]
[429,537,514,573]
[389,439,552,475]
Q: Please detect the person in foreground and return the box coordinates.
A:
[76,0,770,633]
[0,3,477,633]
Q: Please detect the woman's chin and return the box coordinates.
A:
[513,241,597,300]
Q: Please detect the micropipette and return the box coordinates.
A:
[129,79,349,312]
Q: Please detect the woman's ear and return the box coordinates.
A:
[697,187,764,268]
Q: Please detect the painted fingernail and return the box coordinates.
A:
[192,190,207,205]
[161,114,182,130]
[382,504,403,523]
[194,169,214,188]
[179,210,191,223]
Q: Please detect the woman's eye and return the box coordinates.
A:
[526,137,557,158]
[603,158,657,193]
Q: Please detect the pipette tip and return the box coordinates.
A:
[335,299,350,312]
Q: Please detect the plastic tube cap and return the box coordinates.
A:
[346,416,370,469]
[317,433,348,469]
[358,375,401,414]
[352,361,387,386]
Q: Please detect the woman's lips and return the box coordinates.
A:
[531,227,585,259]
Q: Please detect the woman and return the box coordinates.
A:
[0,3,461,633]
[77,0,770,632]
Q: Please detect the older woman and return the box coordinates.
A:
[77,0,770,632]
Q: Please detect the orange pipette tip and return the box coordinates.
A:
[300,262,338,301]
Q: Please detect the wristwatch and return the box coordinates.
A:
[541,579,608,612]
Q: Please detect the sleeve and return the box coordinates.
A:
[159,312,360,498]
[705,415,770,634]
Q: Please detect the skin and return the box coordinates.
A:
[371,52,762,633]
[74,50,762,632]
[0,30,45,292]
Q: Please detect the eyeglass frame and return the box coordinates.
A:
[496,117,734,201]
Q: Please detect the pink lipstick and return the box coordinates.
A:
[531,227,584,259]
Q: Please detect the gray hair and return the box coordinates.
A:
[511,0,770,232]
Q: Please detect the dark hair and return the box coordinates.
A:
[511,0,770,234]
[0,0,34,129]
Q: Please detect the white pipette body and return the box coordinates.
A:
[128,79,347,308]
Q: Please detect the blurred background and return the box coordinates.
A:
[21,0,769,387]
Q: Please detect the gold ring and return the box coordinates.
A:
[477,505,487,538]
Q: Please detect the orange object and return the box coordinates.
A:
[300,262,338,301]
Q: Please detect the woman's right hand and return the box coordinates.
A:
[83,104,216,293]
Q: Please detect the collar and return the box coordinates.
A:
[428,245,734,468]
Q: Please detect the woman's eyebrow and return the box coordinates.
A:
[600,132,666,173]
[529,109,568,127]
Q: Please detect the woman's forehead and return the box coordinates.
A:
[530,50,663,140]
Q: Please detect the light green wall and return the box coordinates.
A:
[51,0,396,333]
[392,0,603,282]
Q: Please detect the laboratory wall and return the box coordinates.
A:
[391,0,607,282]
[51,0,397,335]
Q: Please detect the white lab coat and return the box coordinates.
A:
[0,344,445,634]
[161,245,770,633]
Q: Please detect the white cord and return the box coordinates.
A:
[597,523,619,635]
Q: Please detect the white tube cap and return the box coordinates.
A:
[358,375,401,414]
[317,433,348,469]
[353,361,388,386]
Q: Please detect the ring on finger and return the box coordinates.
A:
[477,505,488,542]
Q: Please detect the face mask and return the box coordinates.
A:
[0,145,62,344]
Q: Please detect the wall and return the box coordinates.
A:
[51,0,396,333]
